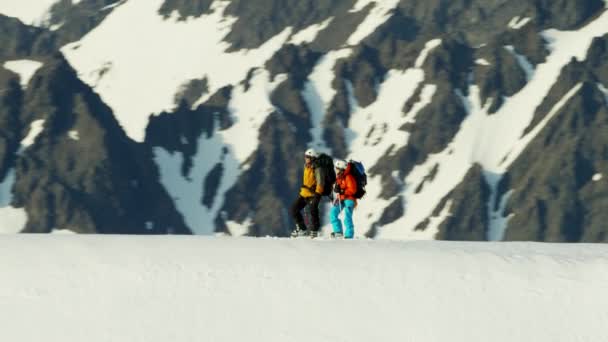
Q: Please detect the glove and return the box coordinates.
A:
[333,184,341,193]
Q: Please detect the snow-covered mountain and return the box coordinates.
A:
[1,0,608,240]
[1,235,608,342]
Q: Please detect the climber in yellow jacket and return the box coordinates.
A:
[290,148,325,238]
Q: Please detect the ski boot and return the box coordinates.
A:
[330,232,343,239]
[290,227,309,238]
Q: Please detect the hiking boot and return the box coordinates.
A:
[330,232,343,239]
[309,230,319,239]
[291,228,309,238]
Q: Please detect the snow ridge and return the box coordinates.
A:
[2,235,608,342]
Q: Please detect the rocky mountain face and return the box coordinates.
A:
[0,0,607,241]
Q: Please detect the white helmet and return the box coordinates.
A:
[334,159,347,170]
[305,148,319,158]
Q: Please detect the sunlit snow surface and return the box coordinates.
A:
[0,0,61,26]
[1,235,608,342]
[2,60,44,89]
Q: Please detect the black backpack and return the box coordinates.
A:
[315,153,336,197]
[348,160,367,199]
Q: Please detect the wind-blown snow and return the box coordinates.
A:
[302,49,352,152]
[62,0,292,142]
[1,235,608,342]
[508,16,531,30]
[347,69,424,167]
[485,171,514,241]
[346,0,400,46]
[599,83,608,105]
[0,0,59,26]
[68,130,80,141]
[504,45,535,81]
[475,58,491,66]
[2,60,43,89]
[415,39,442,68]
[0,169,27,234]
[501,83,582,167]
[19,119,45,152]
[154,70,286,234]
[289,18,333,45]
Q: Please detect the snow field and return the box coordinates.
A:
[1,235,608,342]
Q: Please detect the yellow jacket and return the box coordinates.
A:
[299,164,324,198]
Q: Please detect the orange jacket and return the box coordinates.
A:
[336,163,357,201]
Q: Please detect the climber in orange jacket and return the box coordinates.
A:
[330,159,357,239]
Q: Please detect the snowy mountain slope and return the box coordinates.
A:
[1,235,608,342]
[0,0,607,239]
[0,0,64,27]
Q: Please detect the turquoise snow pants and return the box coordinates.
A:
[330,200,355,239]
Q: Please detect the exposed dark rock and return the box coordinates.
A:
[475,44,528,113]
[525,35,608,135]
[46,0,121,46]
[202,162,223,209]
[12,56,189,234]
[533,0,606,30]
[223,0,357,51]
[0,15,49,61]
[0,69,23,181]
[377,196,404,226]
[265,44,322,88]
[587,35,608,84]
[174,78,208,108]
[371,84,468,200]
[402,84,424,115]
[322,79,352,159]
[158,0,214,20]
[146,86,233,177]
[339,45,387,107]
[436,164,490,241]
[422,38,474,90]
[0,1,121,63]
[270,78,313,131]
[503,81,608,242]
[220,111,309,236]
[308,5,371,52]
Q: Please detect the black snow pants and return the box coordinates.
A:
[290,195,321,232]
